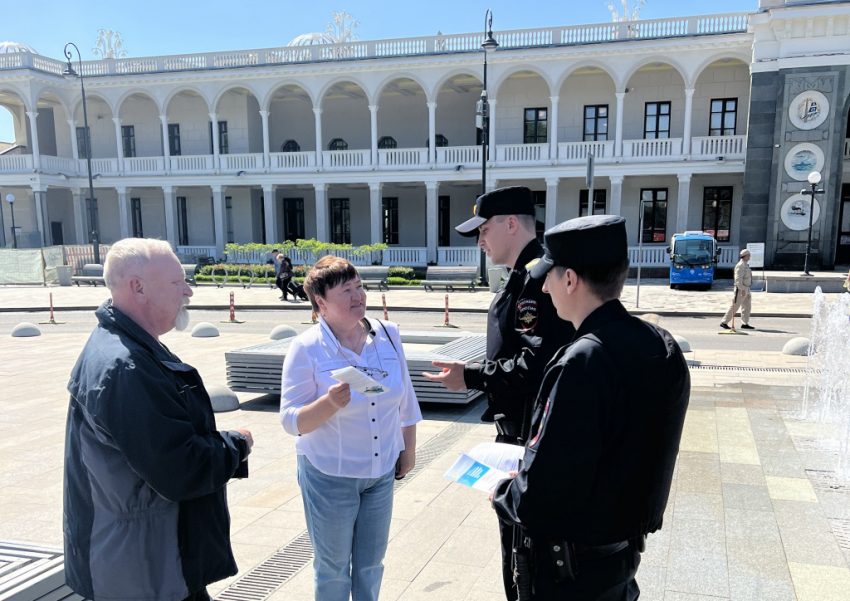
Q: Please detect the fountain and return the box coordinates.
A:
[801,287,850,481]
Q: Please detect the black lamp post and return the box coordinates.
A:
[801,170,823,276]
[476,10,498,286]
[64,42,100,264]
[5,193,16,249]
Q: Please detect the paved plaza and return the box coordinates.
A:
[1,280,849,600]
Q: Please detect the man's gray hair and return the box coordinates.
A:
[103,238,175,291]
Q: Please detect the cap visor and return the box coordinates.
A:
[528,255,555,280]
[455,215,487,237]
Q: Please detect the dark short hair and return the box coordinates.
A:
[573,258,630,301]
[271,249,279,253]
[303,256,359,311]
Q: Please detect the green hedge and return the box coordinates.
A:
[194,273,423,286]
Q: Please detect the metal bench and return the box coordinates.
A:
[422,266,478,292]
[357,266,390,291]
[71,264,104,287]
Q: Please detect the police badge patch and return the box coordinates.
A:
[516,298,538,332]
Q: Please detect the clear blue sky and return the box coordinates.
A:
[0,0,759,142]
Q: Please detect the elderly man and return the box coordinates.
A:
[63,238,253,601]
[720,248,754,330]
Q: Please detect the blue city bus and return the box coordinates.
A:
[667,231,721,290]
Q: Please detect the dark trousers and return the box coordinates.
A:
[531,543,641,600]
[500,519,518,600]
[182,588,212,601]
[277,275,292,298]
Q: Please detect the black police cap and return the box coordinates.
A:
[529,215,628,279]
[455,186,536,237]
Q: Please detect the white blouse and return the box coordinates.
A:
[279,316,422,478]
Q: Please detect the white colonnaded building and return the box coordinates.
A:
[0,0,849,269]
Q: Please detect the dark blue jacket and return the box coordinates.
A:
[64,301,249,600]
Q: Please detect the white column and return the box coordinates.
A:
[162,185,176,246]
[159,115,171,173]
[609,176,624,216]
[615,92,625,158]
[112,117,124,174]
[26,111,41,170]
[314,183,328,241]
[211,185,225,256]
[67,120,80,161]
[72,189,86,243]
[676,174,692,232]
[368,183,382,244]
[313,107,323,168]
[32,187,47,246]
[427,101,437,164]
[263,184,277,244]
[259,110,270,170]
[549,96,559,160]
[426,182,439,264]
[209,112,220,170]
[487,99,497,162]
[116,186,130,238]
[545,177,559,229]
[369,105,379,166]
[682,88,695,156]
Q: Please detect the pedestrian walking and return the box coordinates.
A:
[721,249,754,330]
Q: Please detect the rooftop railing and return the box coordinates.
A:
[0,13,749,77]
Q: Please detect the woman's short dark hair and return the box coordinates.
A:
[303,256,359,311]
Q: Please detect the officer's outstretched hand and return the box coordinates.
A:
[423,360,467,391]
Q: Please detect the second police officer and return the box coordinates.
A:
[425,186,575,601]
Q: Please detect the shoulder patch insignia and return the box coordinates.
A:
[525,258,540,271]
[516,298,539,332]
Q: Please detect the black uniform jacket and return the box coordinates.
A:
[493,299,690,544]
[463,239,575,431]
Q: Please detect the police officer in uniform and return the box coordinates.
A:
[425,186,574,600]
[492,215,690,600]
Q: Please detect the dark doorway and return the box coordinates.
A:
[50,221,64,245]
[836,184,850,264]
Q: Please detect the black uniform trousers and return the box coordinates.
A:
[531,543,641,601]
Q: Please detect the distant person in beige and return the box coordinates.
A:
[720,249,754,330]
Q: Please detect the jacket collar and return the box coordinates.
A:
[574,298,629,339]
[95,300,178,364]
[513,238,544,273]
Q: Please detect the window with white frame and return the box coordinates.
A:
[176,196,188,245]
[579,189,607,216]
[330,198,351,244]
[523,108,548,143]
[640,188,668,243]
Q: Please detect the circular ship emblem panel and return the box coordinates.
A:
[788,90,829,130]
[780,193,821,231]
[784,143,825,181]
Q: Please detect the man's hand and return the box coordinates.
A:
[422,360,467,391]
[234,428,254,456]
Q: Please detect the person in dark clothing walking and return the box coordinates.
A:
[64,238,254,601]
[278,256,295,300]
[492,215,690,600]
[424,186,574,600]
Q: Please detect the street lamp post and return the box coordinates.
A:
[5,193,16,249]
[801,170,824,276]
[64,42,100,264]
[476,10,498,286]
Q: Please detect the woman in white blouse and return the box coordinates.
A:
[280,256,421,601]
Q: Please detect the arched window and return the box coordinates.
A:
[328,138,348,151]
[425,134,449,148]
[378,136,397,149]
[281,139,300,152]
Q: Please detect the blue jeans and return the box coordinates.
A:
[297,455,395,601]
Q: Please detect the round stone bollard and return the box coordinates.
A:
[270,324,298,340]
[672,334,691,353]
[11,322,41,337]
[191,322,220,338]
[782,337,811,356]
[207,384,240,413]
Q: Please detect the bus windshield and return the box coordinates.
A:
[673,239,713,266]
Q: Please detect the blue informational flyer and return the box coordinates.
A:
[444,442,524,493]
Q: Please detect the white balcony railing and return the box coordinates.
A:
[497,143,548,163]
[378,148,429,168]
[220,153,263,172]
[628,244,737,267]
[176,245,217,259]
[438,246,479,266]
[124,156,165,175]
[322,149,370,169]
[691,135,746,160]
[169,155,214,173]
[84,158,120,175]
[270,151,316,170]
[436,145,481,166]
[558,141,614,162]
[40,155,78,174]
[623,138,683,160]
[0,154,33,172]
[382,247,427,266]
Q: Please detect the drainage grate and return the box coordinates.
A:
[688,363,812,375]
[830,518,850,550]
[805,469,850,492]
[218,403,482,600]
